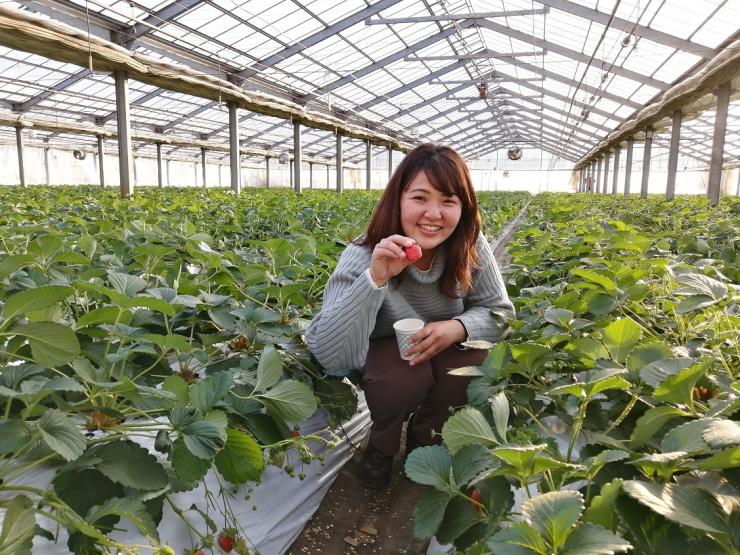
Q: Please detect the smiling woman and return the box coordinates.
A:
[304,143,514,489]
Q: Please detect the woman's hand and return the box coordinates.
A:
[368,235,417,287]
[406,320,467,366]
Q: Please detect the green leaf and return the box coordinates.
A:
[404,445,452,488]
[627,342,673,376]
[522,490,584,551]
[215,428,264,484]
[488,522,547,555]
[490,391,509,442]
[630,406,690,448]
[2,285,73,321]
[697,447,740,470]
[253,343,282,393]
[171,438,210,483]
[0,495,35,554]
[189,371,232,414]
[567,337,609,362]
[639,358,695,387]
[171,406,226,460]
[451,444,492,486]
[562,522,632,555]
[674,272,727,301]
[37,408,86,461]
[441,406,498,454]
[86,497,159,542]
[49,251,90,266]
[582,479,624,532]
[622,481,730,534]
[474,476,514,523]
[653,357,712,406]
[123,296,176,316]
[481,341,510,374]
[510,343,550,370]
[0,420,32,455]
[107,271,147,297]
[661,419,715,453]
[413,490,452,539]
[676,295,720,314]
[0,253,35,278]
[162,374,190,404]
[703,419,740,448]
[550,369,631,400]
[10,322,80,367]
[53,468,124,522]
[257,379,317,423]
[436,495,479,545]
[92,440,168,491]
[602,318,641,364]
[544,307,574,327]
[571,269,618,295]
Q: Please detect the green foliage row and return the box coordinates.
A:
[406,193,740,554]
[0,185,529,554]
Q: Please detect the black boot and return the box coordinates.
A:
[357,442,394,489]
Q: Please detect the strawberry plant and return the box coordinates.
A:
[407,193,739,554]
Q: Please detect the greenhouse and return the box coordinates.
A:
[0,0,738,554]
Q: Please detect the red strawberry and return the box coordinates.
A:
[218,533,235,552]
[403,244,422,262]
[470,488,483,512]
[290,430,300,437]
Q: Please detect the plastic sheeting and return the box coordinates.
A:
[11,392,371,555]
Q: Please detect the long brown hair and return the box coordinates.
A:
[358,143,481,297]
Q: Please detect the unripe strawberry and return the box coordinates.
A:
[404,244,422,262]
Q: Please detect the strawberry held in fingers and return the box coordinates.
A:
[403,243,422,262]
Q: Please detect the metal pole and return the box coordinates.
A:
[611,146,620,194]
[293,121,302,193]
[44,142,50,185]
[200,147,207,189]
[666,109,682,201]
[309,162,313,189]
[602,153,610,195]
[290,160,294,189]
[596,157,602,195]
[265,156,270,188]
[336,133,344,193]
[366,140,372,190]
[98,135,106,187]
[114,70,133,197]
[326,164,330,189]
[15,127,25,187]
[624,138,634,195]
[229,102,241,194]
[156,143,163,188]
[736,169,740,196]
[640,130,653,198]
[707,83,730,207]
[388,147,393,179]
[579,168,584,192]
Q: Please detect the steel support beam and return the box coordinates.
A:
[229,102,241,194]
[309,162,313,189]
[130,0,204,43]
[602,152,610,195]
[407,50,546,61]
[532,0,715,58]
[367,9,548,23]
[201,147,207,188]
[114,70,133,198]
[15,127,25,187]
[265,156,270,188]
[624,138,634,195]
[294,122,302,193]
[155,143,164,188]
[666,110,682,201]
[388,148,393,179]
[708,83,730,206]
[44,142,50,185]
[98,136,106,187]
[612,146,620,194]
[326,164,330,189]
[366,140,372,190]
[335,133,343,194]
[238,0,398,80]
[596,157,602,195]
[641,130,653,199]
[13,68,91,113]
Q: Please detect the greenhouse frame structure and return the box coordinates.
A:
[0,0,739,201]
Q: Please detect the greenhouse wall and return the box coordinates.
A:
[1,144,737,195]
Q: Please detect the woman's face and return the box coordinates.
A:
[400,171,462,256]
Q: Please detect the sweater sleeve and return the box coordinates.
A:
[453,234,515,343]
[304,244,386,375]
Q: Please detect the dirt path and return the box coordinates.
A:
[288,206,527,554]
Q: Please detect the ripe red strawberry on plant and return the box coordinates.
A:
[403,243,422,262]
[470,488,483,512]
[218,529,237,552]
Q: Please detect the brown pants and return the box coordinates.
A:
[362,336,488,456]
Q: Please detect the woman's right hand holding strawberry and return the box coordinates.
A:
[368,235,418,287]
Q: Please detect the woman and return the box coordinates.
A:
[305,143,514,489]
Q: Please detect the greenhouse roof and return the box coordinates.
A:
[0,0,738,167]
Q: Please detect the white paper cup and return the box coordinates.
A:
[393,318,424,361]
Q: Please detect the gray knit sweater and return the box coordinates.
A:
[305,234,514,375]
